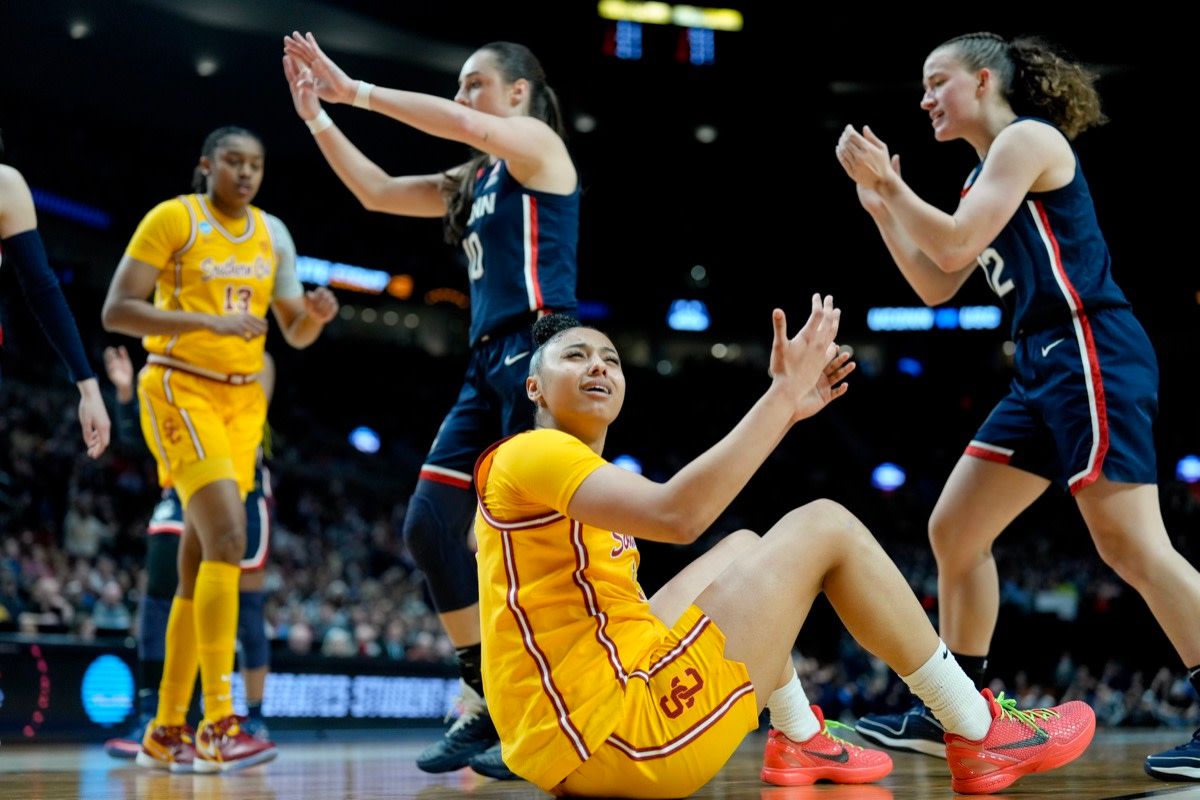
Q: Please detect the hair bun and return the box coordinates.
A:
[532,313,581,347]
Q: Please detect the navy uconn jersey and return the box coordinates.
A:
[462,160,579,344]
[961,118,1159,494]
[966,118,1129,338]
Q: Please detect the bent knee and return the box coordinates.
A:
[928,510,968,559]
[788,499,875,547]
[1092,529,1169,585]
[208,528,246,562]
[716,529,760,557]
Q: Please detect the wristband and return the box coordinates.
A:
[305,110,333,134]
[353,80,374,110]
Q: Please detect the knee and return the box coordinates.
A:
[785,499,876,552]
[209,526,246,563]
[1092,527,1165,586]
[927,508,981,574]
[714,529,760,559]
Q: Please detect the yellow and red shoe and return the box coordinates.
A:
[193,714,277,774]
[135,723,197,774]
[761,705,894,786]
[945,688,1095,794]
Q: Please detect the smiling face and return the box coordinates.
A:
[920,47,988,142]
[528,327,626,442]
[199,133,264,211]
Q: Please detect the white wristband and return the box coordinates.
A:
[305,110,333,135]
[353,80,374,110]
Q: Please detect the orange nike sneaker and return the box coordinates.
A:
[761,705,894,786]
[945,688,1095,794]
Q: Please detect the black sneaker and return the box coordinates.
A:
[1146,727,1200,781]
[416,682,499,773]
[855,699,946,758]
[468,742,520,780]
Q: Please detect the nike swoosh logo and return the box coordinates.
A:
[801,746,850,763]
[503,351,530,366]
[993,728,1050,750]
[1040,338,1066,357]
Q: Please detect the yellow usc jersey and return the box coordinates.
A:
[125,194,279,375]
[474,428,668,791]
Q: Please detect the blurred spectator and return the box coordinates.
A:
[91,579,132,631]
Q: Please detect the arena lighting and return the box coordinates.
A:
[871,463,907,492]
[667,299,710,331]
[896,357,923,377]
[387,274,414,300]
[685,27,716,65]
[297,256,390,294]
[615,20,643,59]
[866,305,1003,332]
[577,300,611,321]
[613,454,643,474]
[1177,455,1200,484]
[598,1,672,24]
[30,188,112,230]
[598,1,744,31]
[349,426,381,454]
[424,288,469,309]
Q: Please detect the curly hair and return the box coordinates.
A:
[937,32,1107,139]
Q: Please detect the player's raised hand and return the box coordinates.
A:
[283,32,356,105]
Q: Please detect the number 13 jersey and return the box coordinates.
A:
[124,194,300,375]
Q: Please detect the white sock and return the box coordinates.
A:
[768,670,821,742]
[901,641,991,741]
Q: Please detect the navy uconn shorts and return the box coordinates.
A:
[419,327,536,489]
[966,308,1159,494]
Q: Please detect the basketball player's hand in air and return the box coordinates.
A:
[837,125,896,193]
[303,287,339,324]
[768,294,853,423]
[282,53,323,122]
[208,313,268,340]
[856,152,902,217]
[283,32,357,106]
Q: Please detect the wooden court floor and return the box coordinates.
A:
[3,729,1200,799]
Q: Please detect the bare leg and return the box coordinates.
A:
[176,519,203,600]
[440,605,481,647]
[929,457,1049,655]
[1078,477,1200,665]
[649,529,760,628]
[694,500,941,711]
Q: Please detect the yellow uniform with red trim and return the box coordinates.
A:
[475,429,758,797]
[128,194,299,507]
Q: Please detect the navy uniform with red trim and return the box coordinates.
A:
[405,161,579,636]
[474,429,758,797]
[419,159,580,489]
[962,117,1158,494]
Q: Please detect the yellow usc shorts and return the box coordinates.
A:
[137,365,266,508]
[553,605,760,798]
